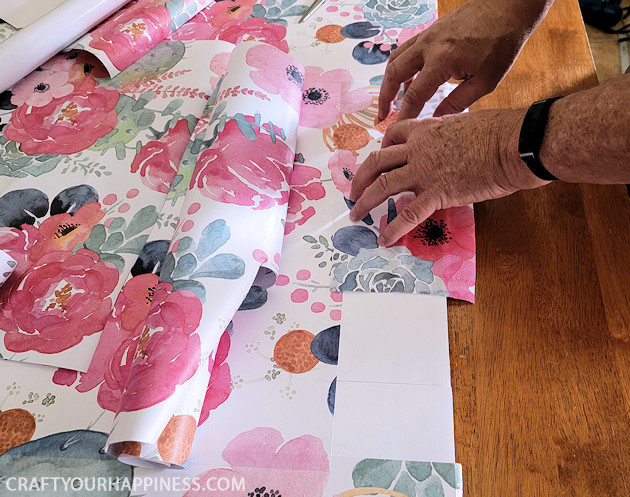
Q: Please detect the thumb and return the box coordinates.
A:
[433,78,494,117]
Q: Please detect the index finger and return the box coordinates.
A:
[378,45,425,120]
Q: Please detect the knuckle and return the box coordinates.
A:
[403,86,421,105]
[373,174,391,196]
[398,205,422,227]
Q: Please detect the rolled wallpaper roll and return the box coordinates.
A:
[105,41,305,468]
[0,0,132,93]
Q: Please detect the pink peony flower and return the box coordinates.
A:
[183,427,329,497]
[432,255,475,303]
[327,150,359,198]
[198,330,232,426]
[88,3,172,71]
[11,69,74,108]
[246,43,304,113]
[209,51,231,91]
[215,17,289,52]
[207,0,257,27]
[300,67,372,129]
[192,117,294,209]
[42,51,109,92]
[285,164,326,235]
[130,119,191,193]
[169,10,217,41]
[116,282,203,412]
[1,249,119,354]
[5,86,119,155]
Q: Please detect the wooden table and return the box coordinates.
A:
[441,0,630,494]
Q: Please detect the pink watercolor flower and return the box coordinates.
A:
[42,51,109,92]
[209,51,231,91]
[432,255,475,303]
[198,330,232,426]
[0,249,119,354]
[11,69,74,108]
[183,427,329,497]
[207,0,257,27]
[246,43,304,113]
[300,67,372,129]
[396,20,436,45]
[5,86,119,155]
[380,197,475,263]
[192,117,294,209]
[169,10,217,41]
[130,119,191,193]
[216,17,289,52]
[327,150,359,198]
[285,164,326,235]
[89,3,172,71]
[64,273,160,411]
[117,282,202,412]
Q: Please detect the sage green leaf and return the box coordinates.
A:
[432,463,461,489]
[406,462,432,482]
[280,0,297,9]
[108,217,127,232]
[190,253,245,280]
[283,4,309,16]
[172,279,206,302]
[303,235,317,243]
[124,205,158,239]
[98,253,125,274]
[172,253,197,279]
[101,232,124,252]
[114,141,126,160]
[116,235,149,255]
[417,475,445,497]
[85,224,106,252]
[352,459,401,489]
[195,219,230,260]
[176,236,195,254]
[162,99,183,116]
[161,252,175,282]
[393,471,417,497]
[132,91,155,111]
[234,113,257,141]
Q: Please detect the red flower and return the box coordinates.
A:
[28,202,105,263]
[5,86,119,155]
[213,17,289,52]
[284,164,326,235]
[207,0,256,27]
[432,255,475,302]
[327,150,359,198]
[130,119,191,193]
[1,249,119,354]
[117,282,203,412]
[198,330,232,426]
[88,3,172,71]
[192,118,294,209]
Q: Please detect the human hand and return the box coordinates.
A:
[348,109,549,246]
[379,0,546,120]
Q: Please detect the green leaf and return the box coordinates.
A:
[318,235,328,246]
[161,252,175,282]
[114,141,126,160]
[209,100,227,123]
[393,471,417,497]
[177,236,195,254]
[318,261,326,268]
[406,462,432,483]
[98,253,125,274]
[137,109,155,130]
[85,224,106,252]
[282,4,308,16]
[252,3,266,17]
[312,244,321,249]
[315,252,324,258]
[172,279,206,302]
[116,235,149,255]
[190,253,245,280]
[267,6,281,17]
[417,475,445,497]
[352,459,401,490]
[303,235,317,243]
[132,91,155,111]
[162,99,184,116]
[101,232,124,252]
[172,253,197,279]
[234,113,257,141]
[108,217,127,232]
[280,0,297,9]
[195,219,230,260]
[124,205,159,239]
[432,463,461,489]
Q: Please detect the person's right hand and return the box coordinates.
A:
[379,0,551,120]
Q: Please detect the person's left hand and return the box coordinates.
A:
[348,108,549,246]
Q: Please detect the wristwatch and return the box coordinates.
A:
[518,96,562,181]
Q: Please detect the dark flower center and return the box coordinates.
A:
[55,223,79,238]
[302,87,329,105]
[34,83,50,93]
[412,218,452,246]
[248,487,281,497]
[343,167,354,180]
[286,65,303,87]
[227,4,241,14]
[146,285,156,305]
[84,63,95,75]
[67,52,79,60]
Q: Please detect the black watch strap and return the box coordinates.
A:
[518,96,561,181]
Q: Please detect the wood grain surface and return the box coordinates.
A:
[439,0,630,495]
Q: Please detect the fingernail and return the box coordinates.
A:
[349,210,358,222]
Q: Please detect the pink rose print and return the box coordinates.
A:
[433,255,475,302]
[327,150,359,198]
[207,0,256,27]
[0,249,119,354]
[300,67,372,129]
[28,202,105,263]
[183,427,329,497]
[192,118,294,209]
[198,330,232,426]
[5,86,119,155]
[209,51,231,91]
[11,69,74,108]
[130,119,191,193]
[246,43,304,112]
[55,274,160,411]
[42,51,109,92]
[285,164,326,235]
[88,3,172,71]
[117,282,203,412]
